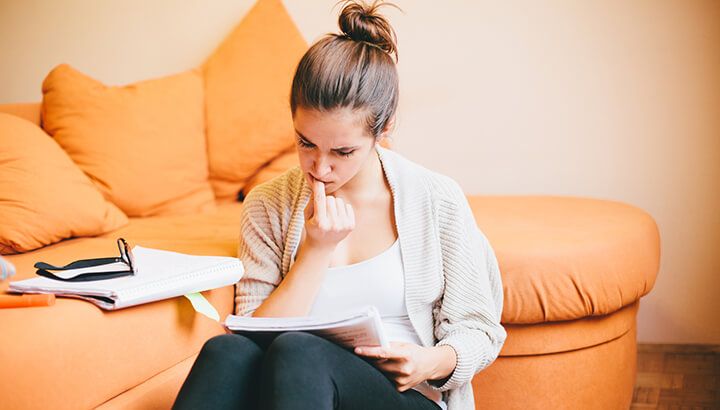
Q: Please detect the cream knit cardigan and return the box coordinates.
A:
[235,145,507,410]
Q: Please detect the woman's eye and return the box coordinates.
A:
[297,138,314,148]
[296,137,353,157]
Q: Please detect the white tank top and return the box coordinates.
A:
[294,238,446,409]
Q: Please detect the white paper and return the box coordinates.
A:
[224,305,389,349]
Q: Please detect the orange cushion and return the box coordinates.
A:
[0,113,127,254]
[469,196,660,323]
[203,0,307,201]
[41,64,215,217]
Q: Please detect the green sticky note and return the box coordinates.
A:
[184,292,220,322]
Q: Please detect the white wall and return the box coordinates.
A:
[1,0,718,344]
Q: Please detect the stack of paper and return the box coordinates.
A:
[225,305,389,349]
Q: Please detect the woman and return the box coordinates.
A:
[173,1,506,409]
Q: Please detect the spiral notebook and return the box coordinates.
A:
[8,245,244,310]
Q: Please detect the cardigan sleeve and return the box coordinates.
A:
[428,178,507,392]
[234,189,284,317]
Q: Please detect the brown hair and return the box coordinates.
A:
[290,0,401,139]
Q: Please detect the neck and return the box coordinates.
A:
[334,145,386,204]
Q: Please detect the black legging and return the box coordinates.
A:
[172,332,442,410]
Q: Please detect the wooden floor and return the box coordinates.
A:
[631,343,720,409]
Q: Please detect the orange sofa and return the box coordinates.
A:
[0,1,660,409]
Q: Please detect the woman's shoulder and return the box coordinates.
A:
[242,166,306,214]
[379,146,465,201]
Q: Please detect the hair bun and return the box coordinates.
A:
[337,0,399,60]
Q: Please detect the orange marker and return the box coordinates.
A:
[0,293,55,308]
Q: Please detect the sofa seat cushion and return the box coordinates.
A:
[95,354,196,410]
[0,202,243,410]
[98,201,243,249]
[470,196,660,324]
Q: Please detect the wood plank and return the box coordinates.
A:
[664,353,720,376]
[635,372,684,389]
[633,343,720,409]
[638,344,720,354]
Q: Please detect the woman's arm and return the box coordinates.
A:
[251,244,333,317]
[243,177,355,318]
[428,345,458,382]
[428,177,507,392]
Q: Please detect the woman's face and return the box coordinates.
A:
[293,107,377,194]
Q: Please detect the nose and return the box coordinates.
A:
[313,155,332,178]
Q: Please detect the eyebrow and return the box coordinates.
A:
[294,129,360,151]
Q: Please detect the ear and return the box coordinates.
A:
[377,115,396,143]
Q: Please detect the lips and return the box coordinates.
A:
[310,175,332,184]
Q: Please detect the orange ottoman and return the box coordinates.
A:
[470,196,660,409]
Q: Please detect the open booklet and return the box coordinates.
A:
[9,245,243,310]
[225,305,389,349]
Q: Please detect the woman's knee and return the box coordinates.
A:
[200,334,262,364]
[264,332,330,371]
[267,332,334,358]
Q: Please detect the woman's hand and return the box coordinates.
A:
[354,342,457,392]
[303,176,355,251]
